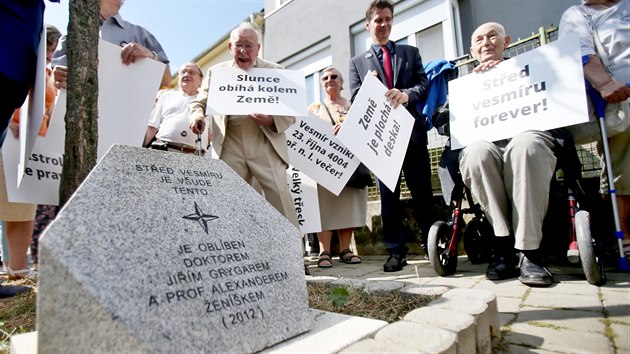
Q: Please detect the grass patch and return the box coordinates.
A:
[0,280,37,354]
[526,321,566,331]
[307,283,435,323]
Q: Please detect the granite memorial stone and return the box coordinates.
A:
[37,145,309,353]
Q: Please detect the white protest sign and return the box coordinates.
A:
[286,167,321,234]
[3,91,66,205]
[286,114,360,196]
[17,33,47,187]
[206,67,308,117]
[337,74,415,192]
[97,40,165,159]
[449,35,589,150]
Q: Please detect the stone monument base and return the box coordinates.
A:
[11,309,386,354]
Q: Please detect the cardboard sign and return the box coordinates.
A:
[206,67,308,117]
[286,114,360,196]
[337,74,415,192]
[448,36,589,150]
[17,32,47,187]
[3,92,66,205]
[286,166,321,233]
[97,40,165,158]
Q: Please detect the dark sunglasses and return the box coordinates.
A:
[321,74,338,81]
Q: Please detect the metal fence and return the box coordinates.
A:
[366,26,600,202]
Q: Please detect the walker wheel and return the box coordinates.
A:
[575,210,605,285]
[428,221,458,276]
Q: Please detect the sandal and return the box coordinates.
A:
[7,267,37,281]
[339,249,362,264]
[317,252,333,268]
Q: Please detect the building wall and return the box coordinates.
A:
[264,0,580,66]
[264,0,364,93]
[458,0,579,52]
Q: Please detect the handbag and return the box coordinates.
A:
[568,8,629,144]
[322,102,374,189]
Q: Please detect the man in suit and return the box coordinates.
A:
[349,0,436,272]
[189,23,298,228]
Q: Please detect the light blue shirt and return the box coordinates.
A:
[52,13,169,67]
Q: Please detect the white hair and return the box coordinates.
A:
[229,23,259,44]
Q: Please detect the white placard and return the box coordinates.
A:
[337,74,415,192]
[449,36,589,150]
[206,67,308,117]
[4,40,165,205]
[3,92,66,205]
[17,31,47,187]
[97,40,165,159]
[286,167,321,234]
[286,114,360,196]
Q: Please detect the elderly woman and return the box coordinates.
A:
[559,0,630,258]
[308,66,367,268]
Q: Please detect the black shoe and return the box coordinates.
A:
[486,255,519,280]
[519,254,553,287]
[0,284,31,299]
[383,254,407,272]
[304,265,311,276]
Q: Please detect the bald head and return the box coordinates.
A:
[470,22,510,63]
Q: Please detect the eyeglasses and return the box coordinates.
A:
[321,74,338,81]
[233,43,257,52]
[179,69,201,76]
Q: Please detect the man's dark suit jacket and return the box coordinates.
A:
[349,43,429,144]
[348,42,435,249]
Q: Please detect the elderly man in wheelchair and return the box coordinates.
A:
[439,22,582,287]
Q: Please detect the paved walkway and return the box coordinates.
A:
[305,254,630,353]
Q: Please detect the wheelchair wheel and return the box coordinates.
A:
[428,221,458,276]
[575,210,604,286]
[463,218,493,265]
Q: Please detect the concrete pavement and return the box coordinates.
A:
[305,254,630,353]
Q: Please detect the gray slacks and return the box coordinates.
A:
[459,131,557,250]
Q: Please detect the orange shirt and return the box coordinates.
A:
[12,67,58,137]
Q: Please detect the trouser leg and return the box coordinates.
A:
[504,131,556,250]
[403,140,436,240]
[460,140,511,237]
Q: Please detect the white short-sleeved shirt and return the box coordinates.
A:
[559,0,630,84]
[148,90,208,148]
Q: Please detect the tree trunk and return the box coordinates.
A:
[59,0,99,206]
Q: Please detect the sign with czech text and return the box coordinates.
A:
[206,67,308,117]
[337,74,414,192]
[286,114,360,196]
[448,35,588,150]
[286,167,322,234]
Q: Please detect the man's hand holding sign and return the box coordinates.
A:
[337,73,414,192]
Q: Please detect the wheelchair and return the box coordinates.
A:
[427,104,606,285]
